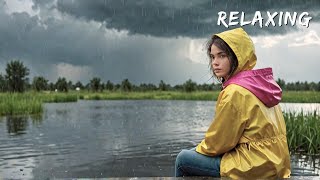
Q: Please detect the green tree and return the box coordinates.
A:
[55,77,68,92]
[32,76,48,92]
[5,60,30,92]
[48,82,56,91]
[309,82,317,91]
[198,83,216,91]
[174,84,184,91]
[67,80,74,90]
[90,77,101,92]
[276,78,286,90]
[74,81,84,90]
[159,80,168,91]
[105,80,114,91]
[121,79,132,92]
[183,79,197,92]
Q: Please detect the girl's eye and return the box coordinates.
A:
[219,54,226,58]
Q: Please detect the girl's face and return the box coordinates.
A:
[210,44,231,80]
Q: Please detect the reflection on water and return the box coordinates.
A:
[6,116,28,135]
[291,153,320,176]
[0,100,319,178]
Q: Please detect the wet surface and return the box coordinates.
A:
[0,100,319,179]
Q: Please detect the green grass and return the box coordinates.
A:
[0,90,319,116]
[0,92,77,116]
[284,110,320,155]
[0,93,43,116]
[80,91,219,101]
[282,91,320,103]
[79,90,320,103]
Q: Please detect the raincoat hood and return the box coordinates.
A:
[215,27,257,75]
[216,28,282,107]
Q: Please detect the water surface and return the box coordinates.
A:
[0,100,319,179]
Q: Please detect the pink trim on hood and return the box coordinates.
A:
[222,68,282,107]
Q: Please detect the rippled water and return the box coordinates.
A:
[0,100,319,179]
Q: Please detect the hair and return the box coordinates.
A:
[206,35,238,83]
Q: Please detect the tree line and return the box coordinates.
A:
[0,60,221,93]
[276,79,320,91]
[1,60,319,93]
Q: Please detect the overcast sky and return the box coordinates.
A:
[0,0,319,85]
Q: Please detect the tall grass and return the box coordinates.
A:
[0,93,43,116]
[0,92,77,116]
[284,110,320,155]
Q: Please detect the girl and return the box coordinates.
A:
[175,28,291,179]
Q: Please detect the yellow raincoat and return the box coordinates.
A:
[196,28,291,179]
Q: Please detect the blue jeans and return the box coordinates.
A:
[175,147,222,177]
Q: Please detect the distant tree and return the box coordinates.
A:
[32,76,48,91]
[131,84,140,91]
[302,81,310,91]
[198,83,215,91]
[159,80,169,91]
[317,82,320,91]
[67,80,74,90]
[276,78,286,90]
[149,83,157,91]
[183,79,197,92]
[105,80,114,91]
[74,81,84,90]
[100,83,105,92]
[114,84,121,91]
[121,79,132,92]
[48,82,56,91]
[55,77,68,92]
[84,83,90,91]
[5,60,30,92]
[174,84,184,91]
[90,77,101,92]
[139,83,157,91]
[309,82,317,91]
[139,83,148,92]
[296,82,302,91]
[0,73,7,92]
[24,79,31,91]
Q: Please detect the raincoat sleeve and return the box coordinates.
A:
[196,88,247,156]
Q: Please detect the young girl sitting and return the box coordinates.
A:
[175,27,291,179]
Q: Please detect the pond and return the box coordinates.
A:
[0,100,319,179]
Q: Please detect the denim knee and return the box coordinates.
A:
[175,149,189,167]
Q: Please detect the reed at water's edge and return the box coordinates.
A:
[0,92,77,116]
[284,110,320,155]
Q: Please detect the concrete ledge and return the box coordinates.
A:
[53,177,320,180]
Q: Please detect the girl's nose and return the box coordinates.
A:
[212,59,218,66]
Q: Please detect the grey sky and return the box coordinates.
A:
[0,0,319,85]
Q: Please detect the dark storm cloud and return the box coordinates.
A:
[1,0,319,85]
[0,10,97,67]
[0,2,209,84]
[32,0,320,37]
